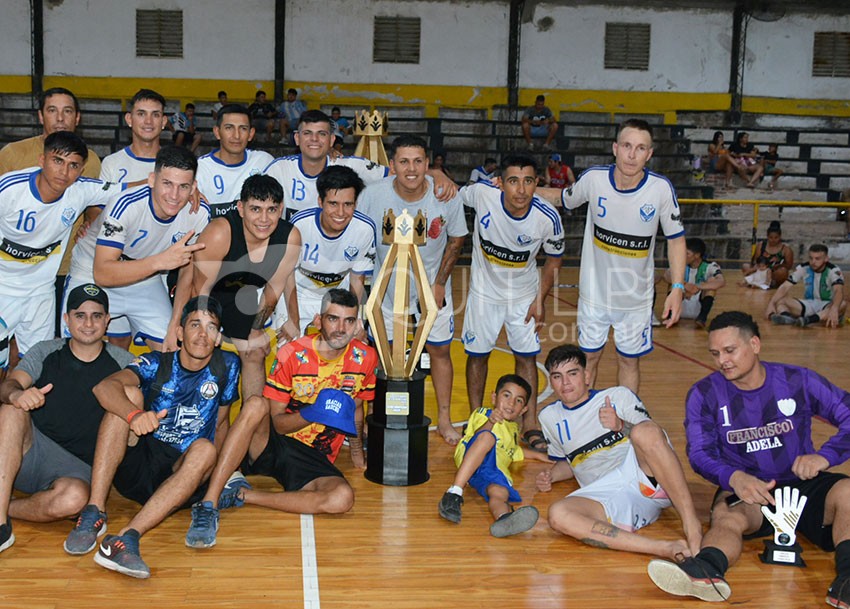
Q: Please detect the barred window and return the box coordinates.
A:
[136,9,183,58]
[373,16,420,64]
[813,32,850,77]
[604,22,650,71]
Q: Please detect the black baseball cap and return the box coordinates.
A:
[66,283,109,313]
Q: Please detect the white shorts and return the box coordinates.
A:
[799,299,831,317]
[62,275,171,344]
[379,290,455,346]
[568,444,672,532]
[577,298,652,357]
[680,295,702,320]
[296,292,323,335]
[462,291,540,356]
[0,292,54,356]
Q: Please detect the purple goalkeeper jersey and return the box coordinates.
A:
[685,362,850,491]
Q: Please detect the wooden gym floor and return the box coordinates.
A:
[1,267,847,608]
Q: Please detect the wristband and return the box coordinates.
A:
[126,409,143,424]
[672,282,685,291]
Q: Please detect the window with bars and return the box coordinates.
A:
[373,16,420,64]
[136,9,183,58]
[604,22,650,71]
[813,32,850,77]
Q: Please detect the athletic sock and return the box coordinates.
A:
[447,485,463,497]
[698,296,714,322]
[835,540,850,577]
[696,546,729,576]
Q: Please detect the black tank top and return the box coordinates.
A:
[212,211,294,294]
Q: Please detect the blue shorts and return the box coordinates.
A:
[465,430,521,503]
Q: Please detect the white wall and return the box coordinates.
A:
[0,0,33,75]
[745,13,850,98]
[518,4,731,92]
[285,0,509,87]
[43,0,274,79]
[1,1,848,103]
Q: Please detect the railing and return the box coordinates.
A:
[679,198,850,259]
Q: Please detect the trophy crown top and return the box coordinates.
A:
[381,208,427,245]
[354,109,388,136]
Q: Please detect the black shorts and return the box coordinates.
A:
[211,290,259,341]
[242,431,343,491]
[113,434,207,508]
[715,471,848,551]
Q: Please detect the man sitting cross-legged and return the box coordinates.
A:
[63,297,240,578]
[185,288,377,549]
[536,344,703,559]
[0,284,132,555]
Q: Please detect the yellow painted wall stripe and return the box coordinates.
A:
[2,76,849,120]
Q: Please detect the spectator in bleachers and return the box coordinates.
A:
[521,94,558,151]
[665,237,725,329]
[330,107,351,142]
[761,143,784,191]
[543,153,575,189]
[247,91,276,143]
[468,158,497,184]
[211,91,227,121]
[431,151,456,183]
[168,103,202,154]
[706,131,731,178]
[766,243,845,328]
[0,87,101,178]
[726,131,763,189]
[742,221,794,287]
[738,256,772,290]
[278,88,306,144]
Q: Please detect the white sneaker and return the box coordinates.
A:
[651,314,662,327]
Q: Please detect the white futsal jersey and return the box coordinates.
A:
[0,168,118,297]
[357,176,468,305]
[460,182,564,303]
[290,207,377,302]
[69,184,210,284]
[196,149,274,218]
[263,154,388,219]
[562,165,685,312]
[539,386,652,488]
[99,147,156,184]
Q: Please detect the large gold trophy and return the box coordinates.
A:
[364,208,437,486]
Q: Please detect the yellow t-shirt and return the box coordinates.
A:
[453,407,524,483]
[0,135,102,178]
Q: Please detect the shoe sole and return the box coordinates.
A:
[647,559,730,602]
[826,596,849,609]
[93,550,150,579]
[185,536,217,549]
[63,522,107,555]
[490,506,539,538]
[0,532,15,554]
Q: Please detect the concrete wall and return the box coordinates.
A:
[1,1,848,116]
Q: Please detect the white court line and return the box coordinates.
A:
[301,514,320,609]
[430,343,552,432]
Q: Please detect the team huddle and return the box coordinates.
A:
[0,88,848,608]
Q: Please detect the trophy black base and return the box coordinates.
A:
[364,415,431,486]
[760,540,806,567]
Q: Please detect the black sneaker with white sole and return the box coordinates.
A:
[647,556,731,602]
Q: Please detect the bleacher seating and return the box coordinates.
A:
[2,94,847,265]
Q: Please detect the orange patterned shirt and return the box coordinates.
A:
[264,334,377,462]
